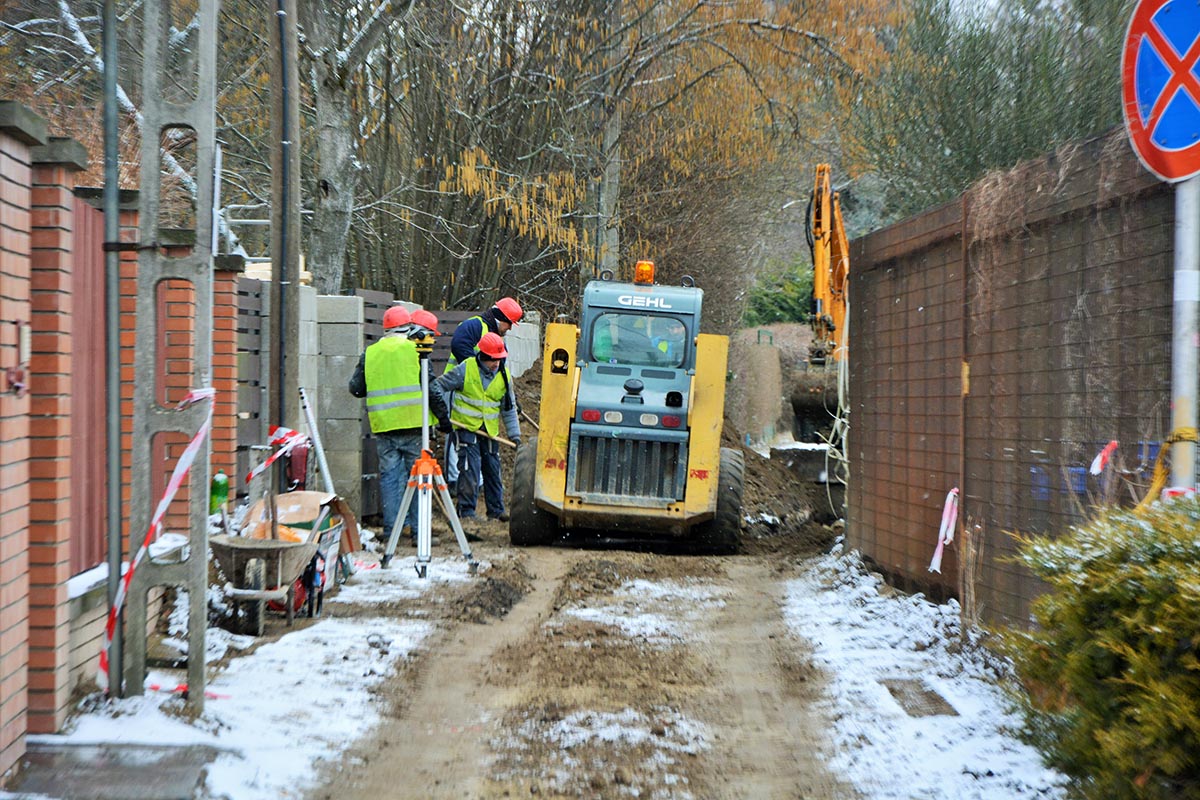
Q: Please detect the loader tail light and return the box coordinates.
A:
[662,415,682,428]
[581,409,601,422]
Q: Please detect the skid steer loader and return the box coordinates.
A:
[509,260,743,553]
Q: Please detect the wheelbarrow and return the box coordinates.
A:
[215,491,360,633]
[210,534,318,636]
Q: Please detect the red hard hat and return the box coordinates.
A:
[382,306,411,330]
[410,309,440,334]
[494,297,523,325]
[478,331,508,359]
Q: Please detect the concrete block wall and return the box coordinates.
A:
[298,285,318,391]
[0,99,47,781]
[316,295,364,514]
[504,309,541,378]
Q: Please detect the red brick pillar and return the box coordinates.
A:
[118,204,137,552]
[27,137,88,734]
[212,256,244,496]
[0,100,47,779]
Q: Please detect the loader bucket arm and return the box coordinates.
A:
[534,322,579,508]
[683,333,728,518]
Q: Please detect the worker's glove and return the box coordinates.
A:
[512,437,521,449]
[437,419,453,435]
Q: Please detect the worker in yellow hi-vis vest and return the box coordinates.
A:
[441,297,523,494]
[349,307,441,547]
[428,332,521,536]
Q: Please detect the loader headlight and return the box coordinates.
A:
[639,413,658,426]
[603,411,624,424]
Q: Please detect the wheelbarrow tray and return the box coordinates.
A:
[241,491,356,593]
[210,534,319,601]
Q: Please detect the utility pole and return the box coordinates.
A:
[124,0,220,707]
[585,0,624,293]
[101,0,122,697]
[270,0,302,436]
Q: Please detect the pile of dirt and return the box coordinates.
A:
[551,553,725,610]
[509,352,835,554]
[445,555,535,624]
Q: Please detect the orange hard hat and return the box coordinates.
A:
[410,309,440,334]
[493,297,523,325]
[477,331,508,359]
[382,306,411,330]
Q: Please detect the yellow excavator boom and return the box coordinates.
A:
[809,164,849,364]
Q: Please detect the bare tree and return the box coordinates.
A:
[296,0,416,294]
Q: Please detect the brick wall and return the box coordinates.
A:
[211,258,242,500]
[26,138,87,734]
[0,100,47,781]
[117,205,137,553]
[0,100,247,777]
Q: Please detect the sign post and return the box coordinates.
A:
[1122,0,1200,488]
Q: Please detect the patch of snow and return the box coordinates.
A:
[67,563,109,600]
[560,579,725,644]
[539,708,708,755]
[782,542,1067,800]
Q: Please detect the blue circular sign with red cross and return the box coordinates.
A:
[1123,0,1200,181]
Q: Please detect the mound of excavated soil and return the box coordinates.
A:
[446,557,536,624]
[507,350,832,556]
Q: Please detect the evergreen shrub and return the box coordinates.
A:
[742,256,812,327]
[1000,501,1200,799]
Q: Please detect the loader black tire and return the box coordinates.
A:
[692,447,744,555]
[509,436,559,546]
[241,558,266,637]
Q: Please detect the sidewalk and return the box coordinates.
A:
[5,741,223,800]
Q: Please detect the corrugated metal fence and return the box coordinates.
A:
[847,129,1175,627]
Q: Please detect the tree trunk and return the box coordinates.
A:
[599,103,621,275]
[309,65,356,294]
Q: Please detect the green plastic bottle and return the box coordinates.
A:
[209,469,229,515]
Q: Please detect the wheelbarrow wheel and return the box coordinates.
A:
[241,558,266,636]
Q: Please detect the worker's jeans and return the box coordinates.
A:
[444,433,458,484]
[454,431,505,519]
[376,430,421,538]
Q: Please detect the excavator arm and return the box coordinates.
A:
[808,164,849,364]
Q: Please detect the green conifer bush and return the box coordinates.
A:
[1001,502,1200,799]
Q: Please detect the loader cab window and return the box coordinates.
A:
[590,312,688,368]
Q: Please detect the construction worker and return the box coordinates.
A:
[429,332,521,534]
[348,306,441,547]
[441,296,524,500]
[652,318,687,365]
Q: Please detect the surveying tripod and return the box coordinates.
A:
[380,332,478,578]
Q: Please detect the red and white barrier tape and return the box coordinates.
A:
[98,388,216,693]
[1090,440,1119,476]
[147,682,231,700]
[928,487,959,574]
[244,424,310,484]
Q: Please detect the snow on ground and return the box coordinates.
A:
[4,540,1068,800]
[785,540,1067,800]
[7,553,475,800]
[559,577,727,644]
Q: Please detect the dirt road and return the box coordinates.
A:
[308,529,855,800]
